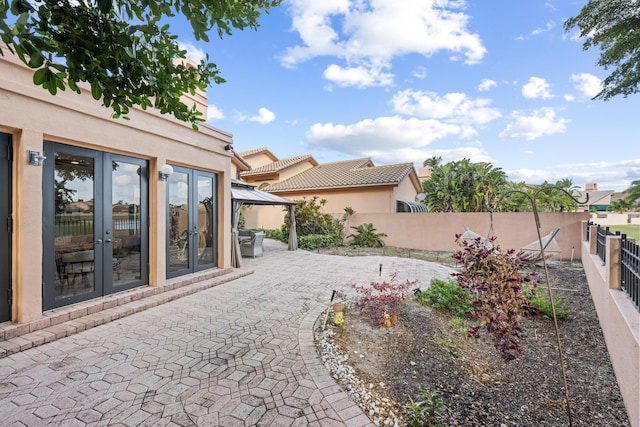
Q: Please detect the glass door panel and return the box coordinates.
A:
[196,175,215,267]
[53,152,97,300]
[168,170,190,274]
[110,158,146,290]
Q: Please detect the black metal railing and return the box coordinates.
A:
[596,225,615,263]
[621,235,640,312]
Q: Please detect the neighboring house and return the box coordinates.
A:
[0,52,234,326]
[238,151,424,229]
[240,148,318,190]
[576,183,616,211]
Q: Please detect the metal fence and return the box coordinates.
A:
[621,235,640,312]
[596,225,616,264]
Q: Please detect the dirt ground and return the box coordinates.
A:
[317,249,631,426]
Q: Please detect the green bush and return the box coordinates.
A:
[347,223,387,247]
[416,278,475,318]
[282,196,344,238]
[298,234,341,250]
[403,389,445,427]
[530,296,571,320]
[263,229,285,241]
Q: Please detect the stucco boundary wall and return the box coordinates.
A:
[589,212,640,226]
[349,212,590,260]
[581,222,640,427]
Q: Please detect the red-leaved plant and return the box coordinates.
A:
[453,234,540,361]
[352,273,416,327]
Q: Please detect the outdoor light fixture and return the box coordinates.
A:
[224,144,232,151]
[158,164,174,181]
[28,150,46,166]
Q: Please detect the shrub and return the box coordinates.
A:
[416,278,475,318]
[347,223,387,247]
[298,234,341,250]
[263,228,285,241]
[453,234,540,361]
[403,389,445,427]
[530,296,571,320]
[282,196,344,237]
[352,273,416,327]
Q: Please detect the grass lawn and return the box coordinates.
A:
[607,224,640,241]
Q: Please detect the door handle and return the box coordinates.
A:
[96,239,103,244]
[105,239,112,243]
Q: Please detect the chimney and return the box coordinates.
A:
[585,183,598,191]
[418,167,432,182]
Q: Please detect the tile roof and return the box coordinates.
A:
[266,158,416,192]
[237,147,278,161]
[240,154,317,177]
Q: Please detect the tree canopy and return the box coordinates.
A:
[421,158,580,213]
[0,0,281,127]
[564,0,640,100]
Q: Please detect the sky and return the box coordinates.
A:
[174,0,638,192]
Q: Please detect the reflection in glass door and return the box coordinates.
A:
[108,157,147,293]
[167,167,217,277]
[43,142,148,310]
[52,150,98,302]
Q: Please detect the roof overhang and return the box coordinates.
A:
[231,179,296,205]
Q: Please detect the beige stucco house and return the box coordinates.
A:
[0,51,235,326]
[238,149,424,230]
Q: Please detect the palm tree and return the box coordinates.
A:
[624,180,640,208]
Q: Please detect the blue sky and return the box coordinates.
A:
[176,0,638,192]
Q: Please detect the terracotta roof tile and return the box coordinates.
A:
[266,158,415,192]
[240,154,317,177]
[238,147,278,161]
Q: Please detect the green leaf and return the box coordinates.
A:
[90,84,102,100]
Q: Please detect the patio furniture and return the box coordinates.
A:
[240,231,265,258]
[519,227,561,264]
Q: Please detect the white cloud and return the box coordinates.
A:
[391,90,502,125]
[516,21,555,40]
[507,159,640,191]
[281,0,486,86]
[236,108,276,124]
[532,21,555,36]
[177,42,206,63]
[522,77,554,99]
[570,73,602,98]
[207,105,224,120]
[477,79,497,92]
[306,115,472,154]
[412,66,428,79]
[305,115,494,166]
[499,107,568,140]
[324,64,394,87]
[250,108,276,124]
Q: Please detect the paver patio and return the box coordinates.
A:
[0,239,454,426]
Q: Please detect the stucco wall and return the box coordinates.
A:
[581,230,640,427]
[350,212,589,259]
[242,186,400,230]
[1,53,233,323]
[590,212,640,226]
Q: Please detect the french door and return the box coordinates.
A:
[167,166,217,278]
[0,133,11,322]
[43,142,149,309]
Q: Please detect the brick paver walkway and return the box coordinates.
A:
[0,240,454,426]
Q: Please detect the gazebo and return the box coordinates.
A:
[230,179,297,267]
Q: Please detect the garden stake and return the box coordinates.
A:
[322,290,337,330]
[379,263,382,277]
[498,187,587,427]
